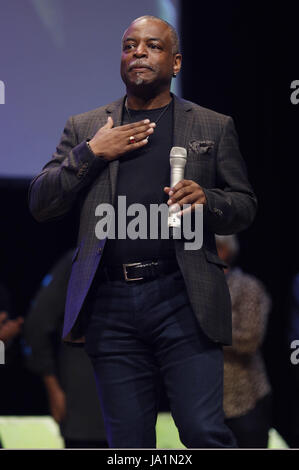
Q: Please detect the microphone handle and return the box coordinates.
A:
[170,168,184,188]
[169,168,184,239]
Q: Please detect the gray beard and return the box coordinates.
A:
[134,73,144,86]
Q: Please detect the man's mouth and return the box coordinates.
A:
[132,68,150,73]
[129,64,153,72]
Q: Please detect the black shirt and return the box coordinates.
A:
[101,99,175,265]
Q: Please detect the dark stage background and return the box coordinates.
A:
[0,0,298,444]
[181,1,299,444]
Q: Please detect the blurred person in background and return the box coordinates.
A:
[286,273,299,447]
[23,251,108,448]
[216,235,272,448]
[0,282,24,448]
[0,284,23,345]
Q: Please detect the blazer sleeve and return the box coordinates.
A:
[202,117,258,234]
[28,116,108,222]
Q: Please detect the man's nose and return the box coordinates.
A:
[133,43,147,57]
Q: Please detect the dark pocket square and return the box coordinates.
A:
[188,140,215,154]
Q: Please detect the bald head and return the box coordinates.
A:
[122,15,180,54]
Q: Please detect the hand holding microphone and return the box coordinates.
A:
[164,146,207,227]
[166,147,187,232]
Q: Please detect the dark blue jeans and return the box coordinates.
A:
[84,268,236,448]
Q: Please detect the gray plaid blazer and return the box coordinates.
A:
[29,94,257,345]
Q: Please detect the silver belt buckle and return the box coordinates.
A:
[123,262,144,282]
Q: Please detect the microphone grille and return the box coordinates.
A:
[170,147,187,159]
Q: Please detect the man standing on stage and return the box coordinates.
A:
[29,16,257,448]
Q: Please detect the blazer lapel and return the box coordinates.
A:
[105,96,125,205]
[173,95,194,151]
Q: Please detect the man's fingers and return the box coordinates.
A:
[121,119,150,130]
[134,123,155,136]
[125,138,150,151]
[110,119,156,140]
[102,116,114,129]
[131,128,155,142]
[168,186,194,204]
[171,180,193,193]
[121,119,155,132]
[124,124,155,144]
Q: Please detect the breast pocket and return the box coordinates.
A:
[187,139,215,163]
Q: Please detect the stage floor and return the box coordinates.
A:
[0,414,288,449]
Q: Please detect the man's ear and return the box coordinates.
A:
[173,53,182,76]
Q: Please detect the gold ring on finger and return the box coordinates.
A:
[129,136,136,144]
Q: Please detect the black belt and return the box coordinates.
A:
[97,259,179,283]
